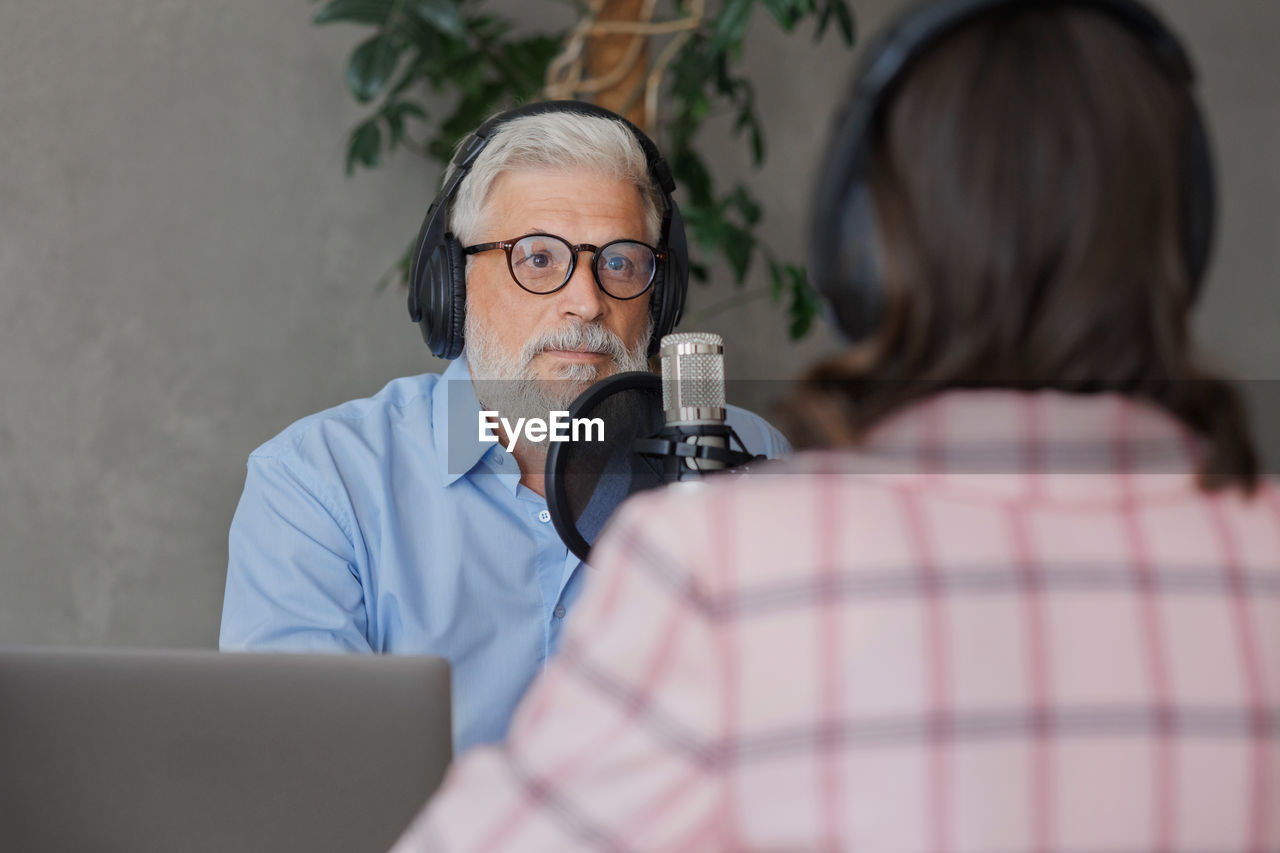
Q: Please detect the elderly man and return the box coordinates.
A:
[218,102,789,755]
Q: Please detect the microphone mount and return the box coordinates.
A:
[632,427,759,481]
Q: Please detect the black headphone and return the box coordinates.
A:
[811,0,1217,344]
[407,100,690,360]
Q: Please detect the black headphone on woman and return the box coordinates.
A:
[407,100,690,360]
[810,0,1217,344]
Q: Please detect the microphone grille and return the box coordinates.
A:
[659,332,725,414]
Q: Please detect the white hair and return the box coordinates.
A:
[445,111,664,246]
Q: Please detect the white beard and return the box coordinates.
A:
[464,312,652,457]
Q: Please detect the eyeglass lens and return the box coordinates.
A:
[509,235,656,298]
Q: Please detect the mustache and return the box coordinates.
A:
[519,323,632,366]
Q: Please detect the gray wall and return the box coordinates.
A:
[1,1,1276,648]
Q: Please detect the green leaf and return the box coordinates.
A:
[728,185,761,226]
[767,259,785,299]
[383,99,427,149]
[314,0,394,26]
[501,35,561,91]
[389,59,424,96]
[711,52,735,98]
[423,47,485,92]
[410,0,468,40]
[689,261,709,282]
[668,40,718,151]
[389,100,427,121]
[385,114,402,150]
[816,3,832,37]
[786,265,820,338]
[345,118,383,175]
[682,204,727,255]
[346,35,402,102]
[732,105,765,165]
[429,80,509,160]
[466,13,509,42]
[397,11,442,50]
[760,0,799,31]
[829,0,856,44]
[672,150,713,208]
[722,222,755,283]
[712,0,755,51]
[427,137,456,163]
[789,311,813,339]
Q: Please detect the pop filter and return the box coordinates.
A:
[544,371,666,562]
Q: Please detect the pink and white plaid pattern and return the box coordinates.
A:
[392,391,1280,852]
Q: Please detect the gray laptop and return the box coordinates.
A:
[0,648,452,853]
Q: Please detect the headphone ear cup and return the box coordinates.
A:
[811,84,887,346]
[647,200,689,355]
[1183,110,1215,299]
[820,181,884,345]
[407,212,434,325]
[418,233,468,360]
[442,235,468,360]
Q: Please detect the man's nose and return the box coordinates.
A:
[556,252,606,322]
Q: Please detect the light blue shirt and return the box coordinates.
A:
[220,355,790,754]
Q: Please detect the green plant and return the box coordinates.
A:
[314,0,855,339]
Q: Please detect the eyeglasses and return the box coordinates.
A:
[464,233,665,300]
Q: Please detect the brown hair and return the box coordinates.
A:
[790,6,1258,492]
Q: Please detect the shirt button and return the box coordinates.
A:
[538,509,551,523]
[553,605,566,619]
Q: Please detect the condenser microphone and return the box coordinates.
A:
[628,332,757,482]
[545,331,762,562]
[658,332,730,473]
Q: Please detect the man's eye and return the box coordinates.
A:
[603,255,633,274]
[516,250,555,270]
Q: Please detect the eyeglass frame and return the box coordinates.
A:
[462,232,667,301]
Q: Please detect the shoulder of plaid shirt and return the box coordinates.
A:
[218,352,790,756]
[392,388,1280,853]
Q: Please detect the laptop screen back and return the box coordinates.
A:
[0,648,451,853]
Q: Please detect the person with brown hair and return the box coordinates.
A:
[389,2,1280,849]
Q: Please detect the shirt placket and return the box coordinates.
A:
[522,497,576,662]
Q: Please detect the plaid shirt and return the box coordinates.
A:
[391,391,1280,852]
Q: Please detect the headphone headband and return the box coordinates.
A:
[855,0,1194,96]
[408,100,689,359]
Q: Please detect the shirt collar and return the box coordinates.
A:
[432,353,502,486]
